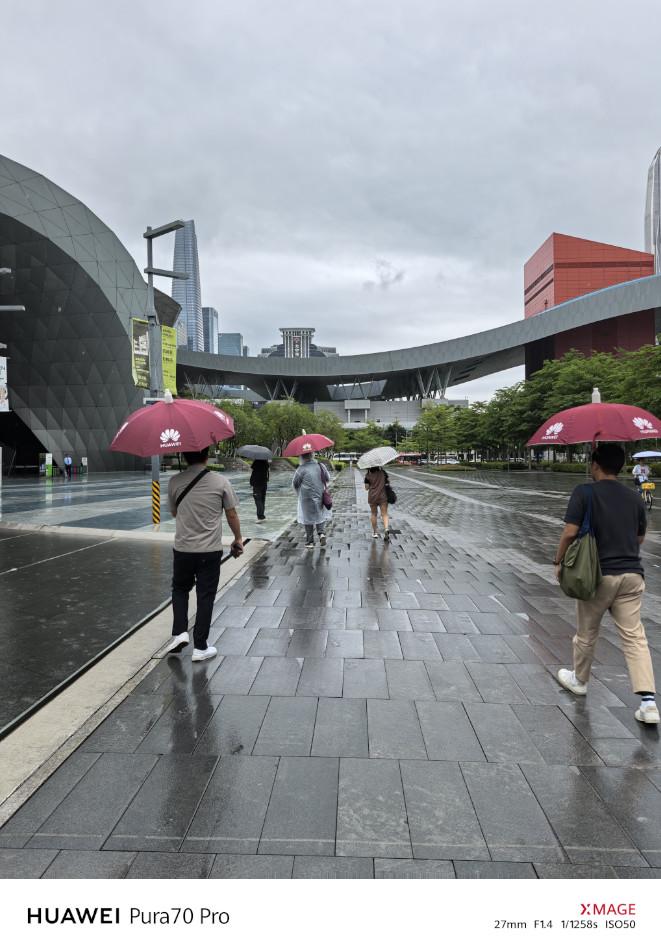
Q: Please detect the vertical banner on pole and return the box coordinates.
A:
[131,319,150,388]
[161,326,178,396]
[0,356,9,412]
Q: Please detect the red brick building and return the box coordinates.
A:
[523,233,655,375]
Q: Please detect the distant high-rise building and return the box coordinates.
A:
[202,307,219,354]
[243,344,249,356]
[645,146,661,270]
[258,327,337,358]
[171,220,203,351]
[218,332,244,356]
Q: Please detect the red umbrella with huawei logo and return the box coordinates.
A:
[526,398,661,446]
[282,430,335,457]
[110,389,235,456]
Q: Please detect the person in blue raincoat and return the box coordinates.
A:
[292,452,331,548]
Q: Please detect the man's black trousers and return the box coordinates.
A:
[171,549,222,649]
[253,485,267,519]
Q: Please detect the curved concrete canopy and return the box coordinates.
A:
[0,154,179,471]
[179,275,661,402]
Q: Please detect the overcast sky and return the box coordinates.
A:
[3,0,660,400]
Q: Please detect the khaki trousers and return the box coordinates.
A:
[573,573,655,694]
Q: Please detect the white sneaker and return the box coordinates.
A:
[165,632,189,654]
[192,645,217,662]
[319,533,326,546]
[635,704,660,724]
[255,517,266,523]
[557,668,587,695]
[304,542,314,549]
[373,532,379,538]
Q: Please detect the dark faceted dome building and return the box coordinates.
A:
[0,155,179,473]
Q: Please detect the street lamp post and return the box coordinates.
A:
[143,222,188,527]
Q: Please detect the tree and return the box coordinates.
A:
[383,420,407,448]
[257,399,316,456]
[342,422,386,455]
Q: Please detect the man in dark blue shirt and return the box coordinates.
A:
[553,443,658,725]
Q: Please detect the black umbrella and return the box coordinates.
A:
[237,445,274,461]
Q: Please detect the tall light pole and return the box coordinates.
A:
[143,222,188,526]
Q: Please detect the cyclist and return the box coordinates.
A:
[632,460,651,494]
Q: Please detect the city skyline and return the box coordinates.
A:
[171,220,203,352]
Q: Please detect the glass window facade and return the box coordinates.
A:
[202,307,218,354]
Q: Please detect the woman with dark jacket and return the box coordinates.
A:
[364,465,391,540]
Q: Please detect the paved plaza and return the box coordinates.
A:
[0,466,660,878]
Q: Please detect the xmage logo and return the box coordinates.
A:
[633,416,658,434]
[541,422,564,440]
[580,903,635,916]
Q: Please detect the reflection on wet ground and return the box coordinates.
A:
[0,467,660,878]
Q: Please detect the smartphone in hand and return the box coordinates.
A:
[230,541,243,558]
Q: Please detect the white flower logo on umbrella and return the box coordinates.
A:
[160,428,181,444]
[213,411,228,422]
[302,442,312,451]
[633,417,655,432]
[542,422,564,439]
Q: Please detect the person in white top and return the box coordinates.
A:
[632,461,651,494]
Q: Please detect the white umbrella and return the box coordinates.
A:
[357,446,401,469]
[632,451,661,458]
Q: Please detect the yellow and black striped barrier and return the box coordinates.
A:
[152,480,161,525]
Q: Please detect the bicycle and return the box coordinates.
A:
[641,482,655,511]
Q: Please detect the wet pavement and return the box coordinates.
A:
[0,466,660,879]
[0,468,299,733]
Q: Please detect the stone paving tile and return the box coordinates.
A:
[25,753,158,851]
[259,757,338,856]
[520,765,647,867]
[296,658,344,697]
[454,860,537,879]
[375,858,455,878]
[336,759,411,858]
[249,657,303,696]
[468,635,519,664]
[0,848,58,878]
[506,663,570,704]
[384,659,435,699]
[325,630,364,658]
[105,754,218,852]
[210,854,294,878]
[181,756,278,854]
[510,705,602,766]
[534,863,617,878]
[398,631,442,661]
[212,628,259,656]
[127,852,215,878]
[362,630,403,659]
[613,867,661,879]
[0,752,101,849]
[285,629,328,657]
[78,693,174,753]
[41,850,137,878]
[293,856,374,878]
[247,628,294,656]
[193,696,270,756]
[134,694,222,755]
[465,665,529,704]
[407,610,446,633]
[416,701,485,762]
[435,614,481,636]
[400,760,488,860]
[311,699,368,757]
[460,763,565,864]
[252,697,318,756]
[367,699,427,759]
[578,766,661,867]
[207,656,264,694]
[342,659,389,698]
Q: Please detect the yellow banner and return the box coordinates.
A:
[131,318,150,389]
[162,326,178,396]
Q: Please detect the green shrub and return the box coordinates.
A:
[469,461,527,470]
[205,463,226,472]
[332,461,345,471]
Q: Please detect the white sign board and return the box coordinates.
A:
[81,457,87,466]
[45,453,53,466]
[0,357,8,412]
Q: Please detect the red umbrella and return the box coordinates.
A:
[110,390,235,456]
[283,430,335,457]
[527,402,661,445]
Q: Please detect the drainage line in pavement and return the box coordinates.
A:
[0,538,253,743]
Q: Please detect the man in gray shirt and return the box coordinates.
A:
[165,446,243,661]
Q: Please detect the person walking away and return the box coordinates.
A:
[364,465,391,540]
[250,458,269,522]
[165,446,243,661]
[632,459,651,495]
[63,453,72,479]
[292,452,330,549]
[554,443,658,724]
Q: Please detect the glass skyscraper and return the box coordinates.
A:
[171,220,203,351]
[202,307,219,354]
[218,332,244,356]
[644,146,661,270]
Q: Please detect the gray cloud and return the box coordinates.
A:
[2,0,660,401]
